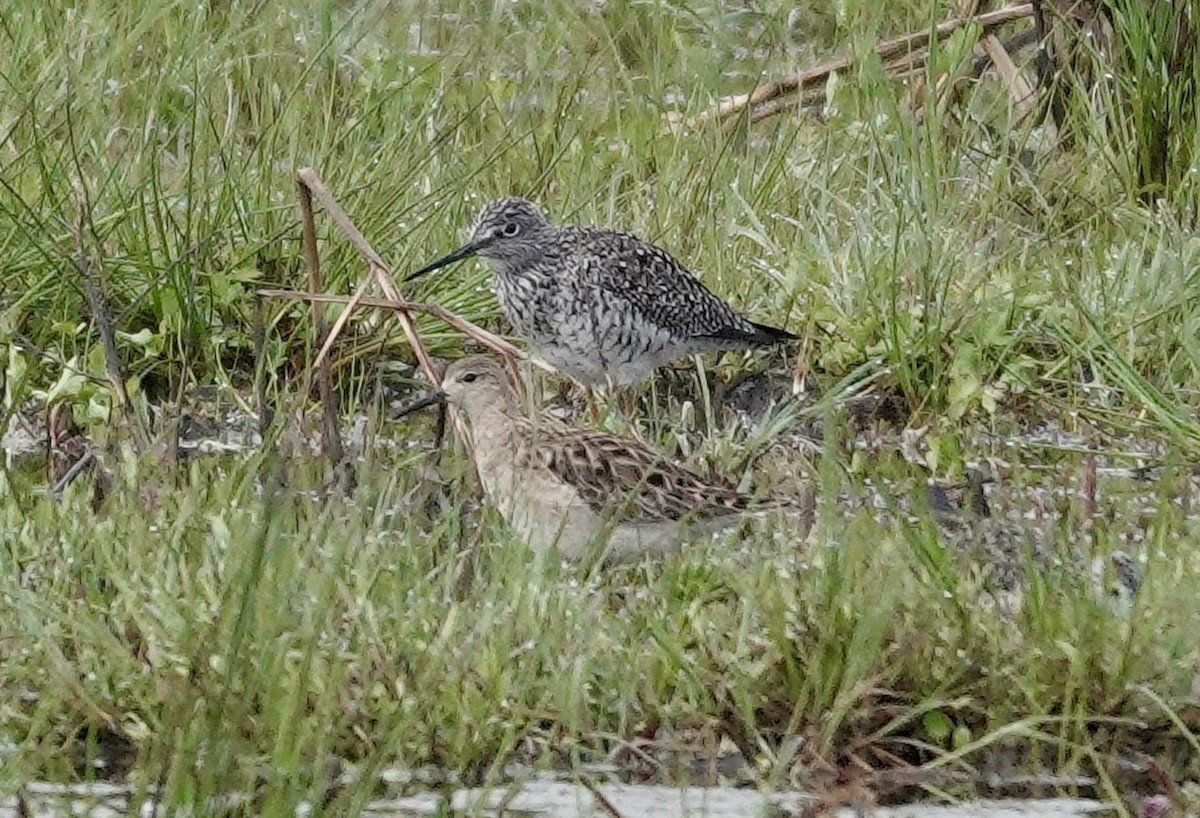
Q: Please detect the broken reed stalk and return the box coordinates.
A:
[284,169,552,464]
[904,23,1045,125]
[297,176,346,466]
[252,294,274,441]
[980,34,1039,122]
[279,170,555,379]
[693,2,1035,126]
[258,289,546,367]
[258,291,538,366]
[294,168,442,383]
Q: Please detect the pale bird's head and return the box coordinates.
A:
[394,355,520,425]
[438,356,518,414]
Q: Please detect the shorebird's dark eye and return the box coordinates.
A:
[501,222,520,237]
[460,372,478,384]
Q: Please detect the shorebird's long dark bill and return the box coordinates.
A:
[405,238,487,282]
[394,391,446,419]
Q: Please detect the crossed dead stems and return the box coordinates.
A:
[258,169,554,455]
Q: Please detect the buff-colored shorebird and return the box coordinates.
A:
[400,355,780,562]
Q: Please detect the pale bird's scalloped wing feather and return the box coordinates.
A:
[534,425,750,524]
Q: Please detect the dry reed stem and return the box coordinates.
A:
[980,34,1039,121]
[289,169,472,461]
[294,168,440,384]
[282,171,565,482]
[257,289,553,373]
[693,3,1034,127]
[297,176,345,465]
[289,169,552,387]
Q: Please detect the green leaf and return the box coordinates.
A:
[40,358,88,404]
[4,345,29,411]
[117,328,155,347]
[947,370,981,420]
[923,710,954,743]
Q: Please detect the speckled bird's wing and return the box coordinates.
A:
[568,227,768,343]
[533,424,751,523]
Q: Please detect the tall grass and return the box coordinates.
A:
[5,446,1200,808]
[1105,0,1199,207]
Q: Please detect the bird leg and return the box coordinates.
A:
[579,375,617,427]
[587,379,650,445]
[585,385,604,427]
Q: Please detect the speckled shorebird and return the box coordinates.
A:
[401,356,781,562]
[406,198,795,387]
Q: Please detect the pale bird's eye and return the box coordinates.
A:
[501,222,520,237]
[461,372,478,384]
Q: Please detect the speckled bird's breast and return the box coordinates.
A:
[492,270,607,383]
[495,267,689,384]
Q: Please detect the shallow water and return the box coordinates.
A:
[3,780,1115,818]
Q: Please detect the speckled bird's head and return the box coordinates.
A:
[406,197,553,282]
[469,198,550,251]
